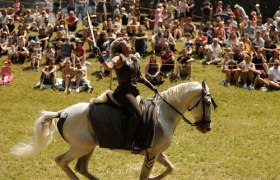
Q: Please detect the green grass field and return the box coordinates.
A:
[1,24,280,179]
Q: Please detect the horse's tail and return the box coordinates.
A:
[10,110,60,156]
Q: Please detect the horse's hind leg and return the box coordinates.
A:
[148,152,174,180]
[55,147,93,180]
[75,147,99,180]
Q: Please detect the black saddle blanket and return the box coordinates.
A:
[88,99,157,150]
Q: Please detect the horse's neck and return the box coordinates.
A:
[158,83,202,133]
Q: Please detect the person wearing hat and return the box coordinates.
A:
[0,60,13,85]
[254,4,262,21]
[73,39,86,66]
[120,7,128,25]
[23,9,35,31]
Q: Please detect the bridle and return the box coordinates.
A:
[155,87,217,127]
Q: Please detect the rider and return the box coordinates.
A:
[95,38,158,154]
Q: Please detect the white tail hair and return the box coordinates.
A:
[10,110,60,156]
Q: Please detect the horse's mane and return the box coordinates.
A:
[157,81,206,105]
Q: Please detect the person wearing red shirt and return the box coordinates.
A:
[67,11,79,32]
[73,40,86,66]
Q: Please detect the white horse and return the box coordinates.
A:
[11,81,217,180]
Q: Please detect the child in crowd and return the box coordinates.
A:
[0,60,13,85]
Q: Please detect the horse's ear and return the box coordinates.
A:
[202,80,206,90]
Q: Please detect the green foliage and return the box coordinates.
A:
[1,24,280,179]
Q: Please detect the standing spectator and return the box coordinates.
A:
[67,0,75,13]
[268,60,280,89]
[53,0,62,15]
[201,0,213,23]
[185,0,195,19]
[88,0,97,14]
[39,59,57,90]
[75,0,88,20]
[254,4,262,21]
[215,1,223,13]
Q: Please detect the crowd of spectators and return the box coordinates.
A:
[0,0,280,92]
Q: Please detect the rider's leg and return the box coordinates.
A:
[114,93,143,153]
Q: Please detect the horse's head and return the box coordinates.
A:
[188,81,217,134]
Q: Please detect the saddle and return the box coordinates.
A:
[89,90,156,151]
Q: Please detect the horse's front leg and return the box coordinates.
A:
[148,152,174,180]
[139,152,158,180]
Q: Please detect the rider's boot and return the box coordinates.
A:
[124,113,142,154]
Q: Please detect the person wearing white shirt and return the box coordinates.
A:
[268,60,280,89]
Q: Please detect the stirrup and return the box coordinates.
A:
[131,141,142,154]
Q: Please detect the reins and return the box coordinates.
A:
[155,92,196,126]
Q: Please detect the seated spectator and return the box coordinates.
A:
[39,59,57,90]
[0,60,13,85]
[171,19,182,41]
[225,31,239,49]
[251,48,269,89]
[175,48,195,80]
[62,59,75,94]
[31,47,42,71]
[126,16,140,37]
[0,31,9,55]
[194,30,207,58]
[61,36,75,64]
[268,60,280,89]
[268,50,280,68]
[67,11,79,33]
[44,46,55,65]
[37,27,49,51]
[163,29,176,52]
[73,39,86,66]
[240,54,255,89]
[252,30,265,47]
[134,25,148,55]
[221,51,241,86]
[160,45,175,77]
[54,40,63,66]
[205,38,223,65]
[98,50,110,78]
[151,27,165,54]
[145,54,163,85]
[183,32,193,55]
[182,17,196,38]
[73,60,92,93]
[8,40,29,64]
